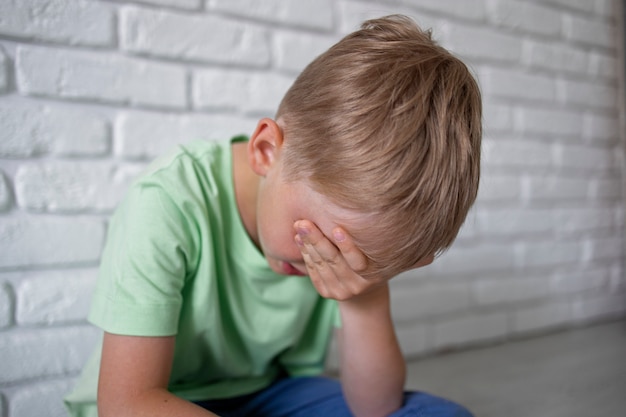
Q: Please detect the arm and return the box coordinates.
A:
[337,284,406,417]
[294,221,406,417]
[98,332,219,417]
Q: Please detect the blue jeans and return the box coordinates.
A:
[195,376,474,417]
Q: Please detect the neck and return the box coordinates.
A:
[232,141,261,248]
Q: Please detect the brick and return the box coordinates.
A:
[513,301,571,333]
[563,15,616,49]
[483,139,553,168]
[488,0,561,37]
[273,31,337,74]
[0,46,7,93]
[483,101,514,133]
[0,171,11,212]
[572,293,626,322]
[556,143,615,172]
[584,113,619,143]
[128,0,202,9]
[391,283,471,322]
[477,174,522,202]
[595,0,618,18]
[14,161,139,213]
[16,46,186,109]
[396,323,429,358]
[0,282,12,328]
[211,0,334,30]
[193,69,294,115]
[559,79,617,110]
[16,269,97,325]
[524,175,589,201]
[0,326,99,384]
[115,111,258,160]
[474,277,551,306]
[524,40,588,75]
[0,0,114,46]
[0,217,104,269]
[516,107,584,137]
[434,243,516,276]
[609,265,626,292]
[551,267,610,294]
[8,379,75,417]
[476,208,555,236]
[433,312,508,349]
[397,0,486,21]
[588,52,618,80]
[0,99,109,158]
[543,0,595,14]
[520,240,583,268]
[590,178,623,200]
[585,236,623,262]
[120,6,270,67]
[482,67,556,102]
[444,24,522,63]
[556,207,615,233]
[246,73,295,116]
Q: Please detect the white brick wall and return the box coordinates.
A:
[0,1,624,416]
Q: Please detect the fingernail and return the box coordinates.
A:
[296,226,309,236]
[295,234,304,247]
[333,229,345,242]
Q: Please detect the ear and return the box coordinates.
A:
[247,118,284,177]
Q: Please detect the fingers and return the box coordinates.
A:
[331,227,368,273]
[294,220,372,300]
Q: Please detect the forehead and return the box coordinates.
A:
[286,178,372,237]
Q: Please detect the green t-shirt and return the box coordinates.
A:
[64,138,339,417]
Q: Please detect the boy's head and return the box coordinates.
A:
[274,15,482,279]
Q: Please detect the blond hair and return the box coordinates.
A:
[277,15,482,279]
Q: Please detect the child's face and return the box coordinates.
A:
[255,165,364,277]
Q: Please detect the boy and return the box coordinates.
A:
[65,15,481,417]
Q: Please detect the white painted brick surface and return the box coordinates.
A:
[524,40,588,75]
[0,171,11,211]
[193,69,294,115]
[563,14,616,49]
[115,111,258,160]
[513,300,571,333]
[0,0,114,47]
[121,6,270,66]
[433,312,509,348]
[0,218,105,269]
[0,283,12,328]
[273,31,337,74]
[16,270,97,325]
[0,47,7,93]
[134,0,202,10]
[391,283,472,322]
[16,46,187,109]
[210,0,334,30]
[15,161,140,212]
[482,67,556,102]
[0,1,624,415]
[487,0,562,37]
[445,24,523,63]
[0,99,110,158]
[474,277,551,306]
[398,0,487,22]
[0,326,98,384]
[8,380,75,417]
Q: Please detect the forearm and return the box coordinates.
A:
[99,387,219,417]
[338,284,406,417]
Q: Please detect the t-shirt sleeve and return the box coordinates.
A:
[89,183,198,337]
